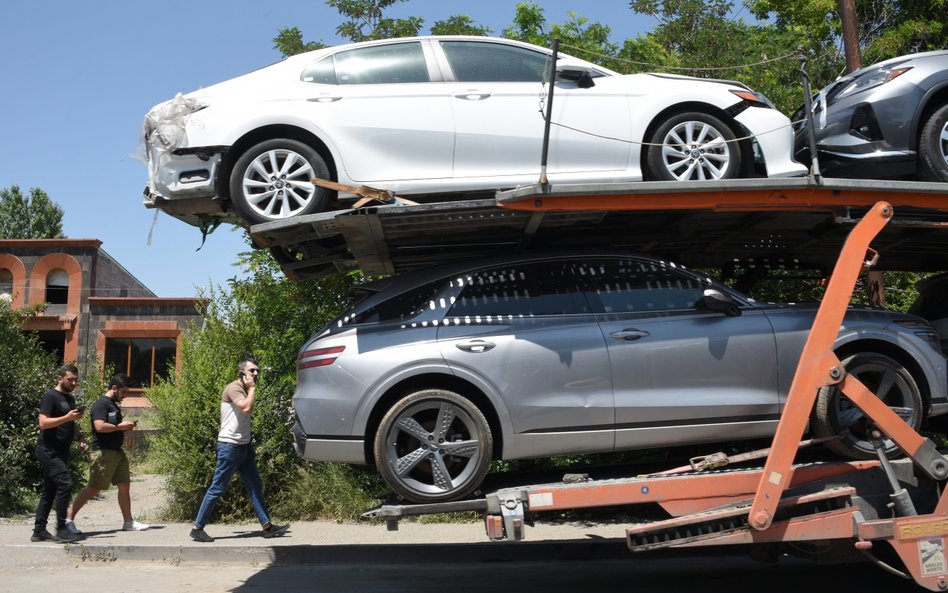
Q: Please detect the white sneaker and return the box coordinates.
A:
[64,520,83,536]
[122,520,151,531]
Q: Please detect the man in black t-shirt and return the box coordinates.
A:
[65,373,151,536]
[32,363,88,543]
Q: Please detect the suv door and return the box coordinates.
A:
[436,260,614,458]
[579,258,781,451]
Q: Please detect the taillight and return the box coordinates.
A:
[298,346,346,369]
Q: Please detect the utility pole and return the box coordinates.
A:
[838,0,862,73]
[838,0,884,305]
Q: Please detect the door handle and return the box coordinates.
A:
[610,329,651,341]
[455,340,496,353]
[307,95,342,103]
[454,90,492,101]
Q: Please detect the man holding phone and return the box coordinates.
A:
[32,363,88,543]
[64,373,151,536]
[190,357,288,543]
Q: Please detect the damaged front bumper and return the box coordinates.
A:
[141,94,236,226]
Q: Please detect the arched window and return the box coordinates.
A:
[46,269,69,305]
[0,268,12,303]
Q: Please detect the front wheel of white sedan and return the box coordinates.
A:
[229,139,332,225]
[646,112,741,181]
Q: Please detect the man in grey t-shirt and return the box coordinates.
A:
[190,358,289,543]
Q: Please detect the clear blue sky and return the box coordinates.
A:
[0,1,655,297]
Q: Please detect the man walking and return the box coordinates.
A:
[64,373,151,536]
[32,363,88,543]
[190,358,288,543]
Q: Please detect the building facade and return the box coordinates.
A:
[0,239,202,398]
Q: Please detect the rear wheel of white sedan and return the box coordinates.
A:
[646,112,741,181]
[812,352,923,459]
[229,138,331,225]
[919,104,948,182]
[374,389,493,503]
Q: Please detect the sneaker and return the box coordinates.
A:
[30,529,55,542]
[64,520,83,536]
[122,520,151,531]
[55,527,82,543]
[190,527,214,543]
[261,523,289,539]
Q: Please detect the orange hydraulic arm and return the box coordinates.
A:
[747,201,948,530]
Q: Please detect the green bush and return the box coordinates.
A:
[146,248,374,522]
[0,304,58,513]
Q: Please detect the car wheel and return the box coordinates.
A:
[812,352,923,459]
[919,104,948,182]
[646,112,741,181]
[374,389,493,503]
[229,138,331,225]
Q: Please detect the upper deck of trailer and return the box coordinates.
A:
[249,177,948,279]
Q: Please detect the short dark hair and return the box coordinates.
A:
[238,357,259,371]
[56,363,79,378]
[109,373,131,390]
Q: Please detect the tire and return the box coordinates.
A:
[919,104,948,182]
[812,352,923,459]
[645,112,741,181]
[374,389,493,503]
[229,138,331,225]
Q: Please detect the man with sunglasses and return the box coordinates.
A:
[190,357,288,543]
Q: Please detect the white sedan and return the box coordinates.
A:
[141,36,806,227]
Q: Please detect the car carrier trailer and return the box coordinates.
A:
[329,188,948,592]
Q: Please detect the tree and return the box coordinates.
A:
[328,0,422,42]
[431,15,492,36]
[503,3,620,70]
[0,303,58,512]
[0,185,65,239]
[273,26,326,57]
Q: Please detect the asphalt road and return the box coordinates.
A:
[5,549,921,593]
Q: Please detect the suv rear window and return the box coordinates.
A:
[344,278,446,326]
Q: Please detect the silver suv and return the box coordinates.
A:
[292,252,948,503]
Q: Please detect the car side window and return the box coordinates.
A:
[446,262,588,321]
[346,279,447,326]
[301,42,429,85]
[576,259,706,314]
[440,41,548,82]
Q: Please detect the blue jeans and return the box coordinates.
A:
[194,442,270,528]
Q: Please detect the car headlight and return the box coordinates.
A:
[143,94,208,152]
[730,89,774,109]
[830,66,912,103]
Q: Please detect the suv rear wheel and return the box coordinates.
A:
[374,389,492,503]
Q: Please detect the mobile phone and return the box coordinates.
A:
[76,405,86,412]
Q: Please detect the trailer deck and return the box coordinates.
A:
[250,178,948,280]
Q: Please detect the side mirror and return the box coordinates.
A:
[556,67,596,89]
[696,289,742,317]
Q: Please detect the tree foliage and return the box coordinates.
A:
[0,304,58,512]
[328,0,423,42]
[273,26,326,57]
[146,247,381,521]
[0,185,65,239]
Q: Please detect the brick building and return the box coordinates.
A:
[0,239,202,403]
